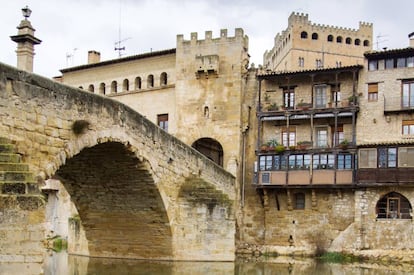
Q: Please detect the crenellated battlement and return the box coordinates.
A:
[176,28,247,46]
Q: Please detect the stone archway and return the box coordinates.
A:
[192,138,224,167]
[54,141,173,260]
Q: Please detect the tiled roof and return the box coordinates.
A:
[364,47,414,59]
[358,138,414,147]
[257,65,363,78]
[60,48,176,73]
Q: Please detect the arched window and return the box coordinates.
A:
[336,36,343,43]
[147,74,154,88]
[78,86,83,89]
[346,37,352,44]
[192,138,223,167]
[111,81,118,94]
[311,33,318,40]
[376,192,412,219]
[327,35,333,42]
[99,83,106,95]
[363,40,370,46]
[355,39,361,46]
[160,72,167,86]
[88,84,94,93]
[123,79,129,92]
[135,77,142,90]
[300,31,308,39]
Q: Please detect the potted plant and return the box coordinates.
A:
[266,139,279,151]
[297,141,312,150]
[297,99,312,110]
[267,103,279,111]
[339,139,349,149]
[275,145,286,154]
[348,95,358,106]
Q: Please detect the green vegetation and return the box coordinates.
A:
[47,235,68,252]
[318,252,361,263]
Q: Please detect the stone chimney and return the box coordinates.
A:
[88,50,101,64]
[409,32,414,48]
[10,6,41,72]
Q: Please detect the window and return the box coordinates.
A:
[397,58,406,68]
[359,148,377,168]
[283,89,295,109]
[402,120,414,135]
[385,58,394,69]
[336,36,343,43]
[376,192,412,219]
[311,33,318,40]
[337,154,352,169]
[378,147,397,168]
[298,57,304,67]
[335,61,342,68]
[408,57,414,68]
[368,60,378,71]
[259,155,287,171]
[300,31,308,39]
[111,81,117,93]
[331,84,341,105]
[147,74,154,88]
[313,154,335,169]
[331,125,344,146]
[294,193,305,210]
[160,72,167,86]
[354,39,361,46]
[122,79,129,92]
[88,84,94,93]
[327,35,333,42]
[135,77,142,90]
[345,37,352,44]
[315,128,328,148]
[402,81,414,108]
[398,147,414,167]
[315,59,323,69]
[363,40,370,46]
[314,85,327,108]
[99,82,106,95]
[288,154,311,170]
[368,83,378,101]
[282,127,296,147]
[157,114,168,131]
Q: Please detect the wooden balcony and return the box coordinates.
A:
[257,170,353,188]
[357,168,414,186]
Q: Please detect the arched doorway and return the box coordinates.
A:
[192,138,223,167]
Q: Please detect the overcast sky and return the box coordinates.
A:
[1,0,413,77]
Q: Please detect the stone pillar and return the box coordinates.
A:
[10,6,41,72]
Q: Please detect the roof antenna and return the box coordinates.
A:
[114,0,131,57]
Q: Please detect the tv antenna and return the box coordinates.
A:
[66,48,78,66]
[376,33,388,50]
[114,0,131,57]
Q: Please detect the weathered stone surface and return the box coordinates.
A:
[0,62,236,261]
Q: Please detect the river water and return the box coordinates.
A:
[2,252,414,274]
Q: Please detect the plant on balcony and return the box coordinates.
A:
[267,103,279,111]
[339,139,349,149]
[297,141,312,150]
[348,95,358,105]
[275,145,286,154]
[297,99,312,110]
[289,145,297,151]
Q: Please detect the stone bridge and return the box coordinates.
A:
[0,62,236,262]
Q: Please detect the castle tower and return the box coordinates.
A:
[10,6,42,72]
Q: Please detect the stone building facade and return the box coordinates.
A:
[57,12,414,259]
[263,12,373,71]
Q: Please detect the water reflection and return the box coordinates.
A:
[3,252,414,274]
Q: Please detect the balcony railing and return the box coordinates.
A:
[384,96,414,113]
[357,168,414,185]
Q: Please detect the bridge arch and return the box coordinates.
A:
[54,140,173,259]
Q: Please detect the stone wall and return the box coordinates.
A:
[0,62,236,261]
